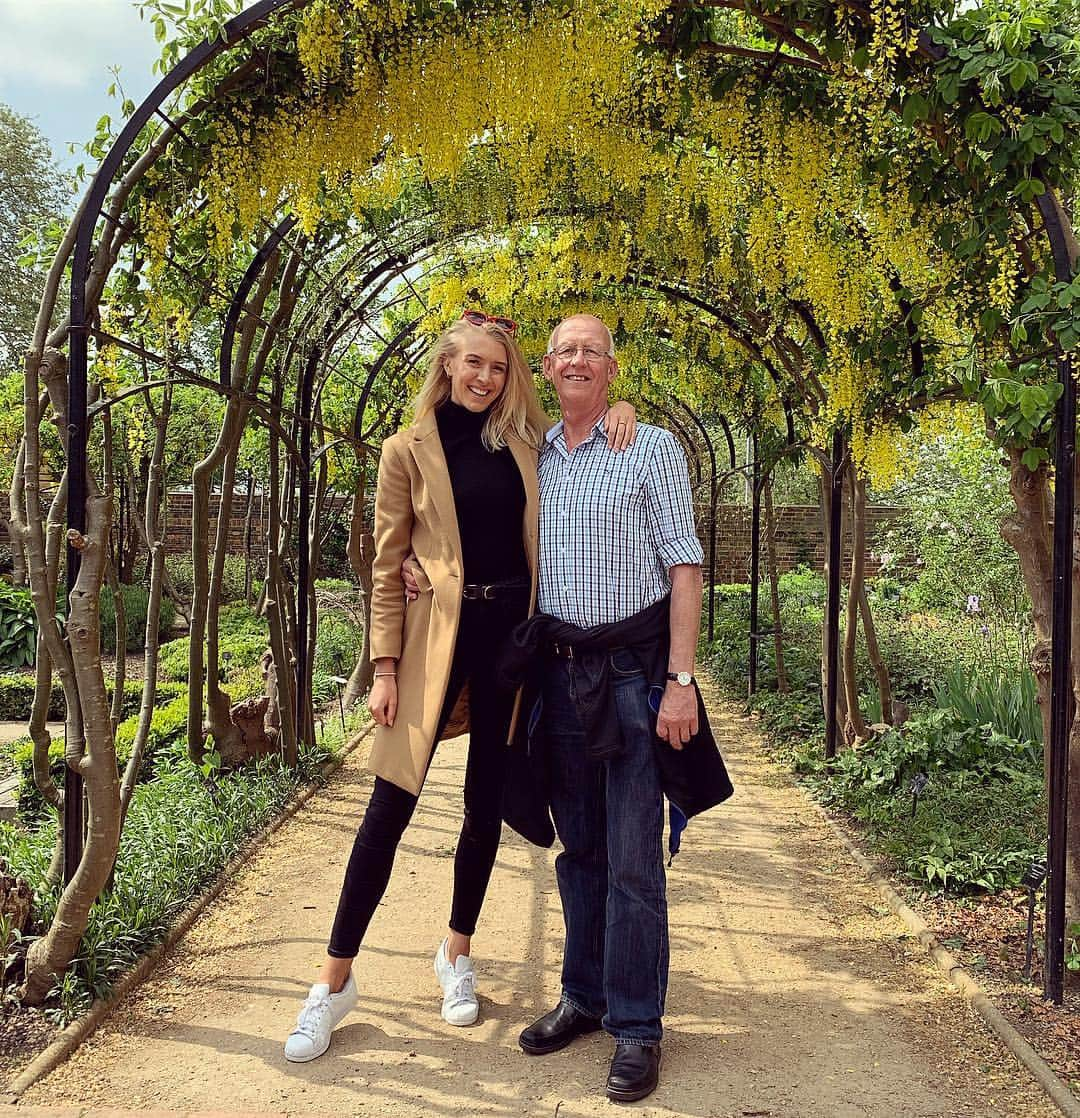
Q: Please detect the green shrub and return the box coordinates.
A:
[13,688,189,822]
[0,581,40,669]
[854,772,1042,892]
[0,723,352,1021]
[100,585,176,654]
[743,687,1044,893]
[0,673,63,721]
[706,568,823,694]
[158,605,268,688]
[314,613,362,678]
[930,662,1042,745]
[165,555,249,604]
[822,709,1039,793]
[0,674,184,731]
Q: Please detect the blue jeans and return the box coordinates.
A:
[543,649,668,1045]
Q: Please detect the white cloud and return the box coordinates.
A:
[0,0,156,88]
[0,0,161,165]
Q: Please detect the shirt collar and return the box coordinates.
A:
[544,415,608,448]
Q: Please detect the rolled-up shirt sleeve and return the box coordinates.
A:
[645,430,705,570]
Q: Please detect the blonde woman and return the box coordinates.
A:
[284,311,635,1062]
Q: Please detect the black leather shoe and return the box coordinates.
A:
[606,1042,661,1103]
[518,1002,603,1055]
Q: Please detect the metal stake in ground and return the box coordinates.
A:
[1021,858,1048,983]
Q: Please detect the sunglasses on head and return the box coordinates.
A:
[461,308,519,336]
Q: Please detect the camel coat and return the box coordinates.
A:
[366,409,540,796]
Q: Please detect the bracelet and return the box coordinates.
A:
[374,672,397,678]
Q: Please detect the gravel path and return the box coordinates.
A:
[18,682,1057,1117]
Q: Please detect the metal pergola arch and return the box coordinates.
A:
[45,0,1075,1004]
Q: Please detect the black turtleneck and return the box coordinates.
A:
[435,400,528,585]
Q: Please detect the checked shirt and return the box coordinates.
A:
[537,418,704,628]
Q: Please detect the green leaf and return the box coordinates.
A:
[902,93,929,126]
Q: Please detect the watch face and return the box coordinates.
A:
[677,671,692,686]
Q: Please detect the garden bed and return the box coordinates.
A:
[0,707,366,1071]
[708,568,1079,1096]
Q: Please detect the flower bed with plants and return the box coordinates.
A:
[0,575,367,1051]
[705,567,1078,1092]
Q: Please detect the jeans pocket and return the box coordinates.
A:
[609,648,644,678]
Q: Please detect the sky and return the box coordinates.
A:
[0,0,162,175]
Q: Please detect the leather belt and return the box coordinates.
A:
[462,580,528,601]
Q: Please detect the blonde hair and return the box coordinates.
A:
[413,320,549,450]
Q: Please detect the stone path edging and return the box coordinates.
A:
[798,761,1080,1118]
[2,723,376,1106]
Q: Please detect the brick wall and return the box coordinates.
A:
[163,489,903,584]
[162,491,351,555]
[700,502,904,584]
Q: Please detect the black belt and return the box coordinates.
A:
[462,579,529,601]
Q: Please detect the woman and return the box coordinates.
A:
[284,311,634,1062]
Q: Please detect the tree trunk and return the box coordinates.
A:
[999,449,1079,917]
[858,587,893,726]
[4,517,27,585]
[343,467,375,708]
[243,471,256,607]
[104,556,126,733]
[762,476,789,693]
[23,484,118,1004]
[119,381,171,832]
[125,459,188,624]
[842,473,870,744]
[819,463,849,733]
[1000,451,1054,749]
[187,253,279,763]
[203,437,247,759]
[264,371,297,764]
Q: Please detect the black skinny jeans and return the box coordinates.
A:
[327,592,526,959]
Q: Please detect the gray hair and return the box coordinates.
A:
[546,314,615,356]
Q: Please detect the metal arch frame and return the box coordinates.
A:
[57,0,1073,1001]
[749,432,761,697]
[293,309,425,746]
[635,394,709,545]
[673,400,722,645]
[824,431,847,763]
[353,319,426,442]
[644,279,803,443]
[224,224,441,749]
[63,0,303,882]
[1035,192,1077,1007]
[219,216,300,389]
[634,386,732,645]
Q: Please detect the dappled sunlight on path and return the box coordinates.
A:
[19,682,1055,1118]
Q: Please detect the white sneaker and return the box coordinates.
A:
[284,973,358,1062]
[434,938,479,1026]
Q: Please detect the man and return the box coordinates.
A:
[404,312,728,1100]
[513,313,707,1103]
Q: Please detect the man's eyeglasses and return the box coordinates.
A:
[461,308,518,336]
[548,343,613,363]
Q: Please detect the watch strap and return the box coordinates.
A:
[666,671,695,686]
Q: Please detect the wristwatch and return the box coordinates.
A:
[666,671,694,687]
